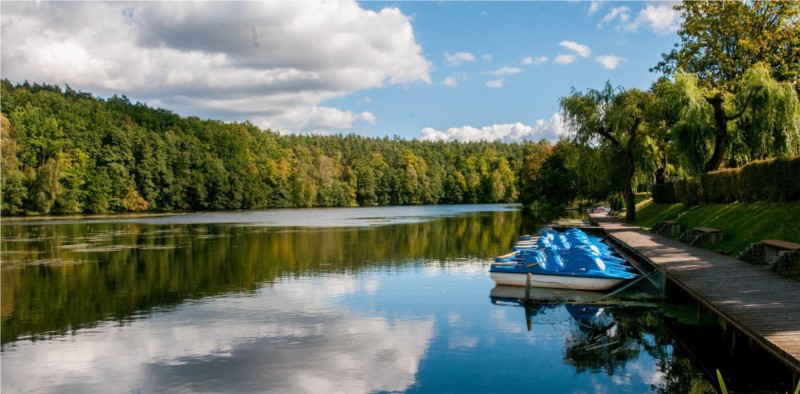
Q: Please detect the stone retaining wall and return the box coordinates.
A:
[738,243,768,265]
[679,228,723,248]
[739,240,800,276]
[651,221,681,237]
[769,251,800,276]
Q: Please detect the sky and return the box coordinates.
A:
[0,1,682,142]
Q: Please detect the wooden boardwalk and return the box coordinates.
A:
[589,213,800,373]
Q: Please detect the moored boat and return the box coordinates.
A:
[489,267,633,291]
[489,228,639,291]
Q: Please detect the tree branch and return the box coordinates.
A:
[596,126,621,148]
[728,87,760,121]
[627,117,642,149]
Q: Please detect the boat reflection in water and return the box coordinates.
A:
[488,285,719,392]
[489,285,608,332]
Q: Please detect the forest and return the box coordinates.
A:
[1,81,539,215]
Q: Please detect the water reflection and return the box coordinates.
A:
[488,287,716,393]
[1,275,435,393]
[1,205,732,393]
[2,207,522,345]
[4,204,521,228]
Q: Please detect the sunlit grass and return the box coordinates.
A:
[631,200,800,257]
[677,201,800,255]
[631,200,687,229]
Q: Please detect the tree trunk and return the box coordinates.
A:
[624,152,636,222]
[704,94,728,172]
[655,150,668,184]
[623,118,641,222]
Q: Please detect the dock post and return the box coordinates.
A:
[524,273,532,303]
[525,305,532,332]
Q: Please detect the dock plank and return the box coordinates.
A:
[590,213,800,372]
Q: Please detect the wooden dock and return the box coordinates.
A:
[589,213,800,373]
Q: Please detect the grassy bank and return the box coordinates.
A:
[630,200,800,257]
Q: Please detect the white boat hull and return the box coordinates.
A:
[490,272,625,291]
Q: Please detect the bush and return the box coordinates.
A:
[675,178,702,206]
[608,194,624,211]
[738,157,800,202]
[739,159,769,201]
[779,157,800,201]
[701,169,739,203]
[652,182,676,203]
[656,156,800,205]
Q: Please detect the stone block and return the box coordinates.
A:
[768,250,800,276]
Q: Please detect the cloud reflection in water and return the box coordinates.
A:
[0,276,434,393]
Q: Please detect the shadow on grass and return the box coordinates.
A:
[631,200,800,257]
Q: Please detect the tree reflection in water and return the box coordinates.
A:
[490,288,717,393]
[2,208,523,345]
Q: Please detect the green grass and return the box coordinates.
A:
[633,192,649,206]
[631,200,800,257]
[631,199,688,229]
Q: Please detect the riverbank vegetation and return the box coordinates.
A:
[632,199,800,257]
[1,81,525,215]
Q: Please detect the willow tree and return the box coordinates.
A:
[653,1,800,171]
[560,83,660,221]
[661,63,800,173]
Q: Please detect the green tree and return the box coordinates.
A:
[560,83,660,221]
[33,158,60,214]
[353,152,389,206]
[1,114,29,215]
[736,63,800,161]
[653,1,800,171]
[661,64,800,173]
[53,149,90,213]
[538,143,577,206]
[519,140,554,205]
[654,1,799,91]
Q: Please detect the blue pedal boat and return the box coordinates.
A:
[490,229,639,291]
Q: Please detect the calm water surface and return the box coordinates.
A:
[0,205,733,392]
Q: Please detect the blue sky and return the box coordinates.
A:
[1,1,681,142]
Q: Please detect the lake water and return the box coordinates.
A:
[0,204,785,393]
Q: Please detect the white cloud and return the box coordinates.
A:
[559,40,591,58]
[444,51,476,66]
[420,113,568,143]
[554,54,577,64]
[257,106,378,133]
[0,1,431,133]
[441,72,467,88]
[360,111,378,124]
[442,76,459,87]
[483,66,522,77]
[482,54,493,62]
[588,1,604,15]
[599,6,630,27]
[486,79,504,89]
[550,113,569,138]
[522,56,548,65]
[595,55,626,70]
[623,4,681,36]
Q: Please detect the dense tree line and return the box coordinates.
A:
[1,80,523,215]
